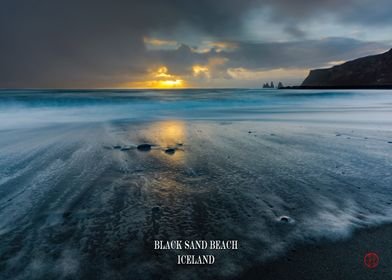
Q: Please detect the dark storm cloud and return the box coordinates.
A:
[224,38,389,69]
[261,0,392,25]
[283,26,306,39]
[0,0,391,87]
[148,37,389,79]
[0,0,260,87]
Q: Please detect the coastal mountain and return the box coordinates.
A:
[301,48,392,88]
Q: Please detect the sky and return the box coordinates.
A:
[1,0,392,88]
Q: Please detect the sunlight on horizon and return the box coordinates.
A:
[121,66,187,89]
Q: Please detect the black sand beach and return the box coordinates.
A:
[0,89,392,279]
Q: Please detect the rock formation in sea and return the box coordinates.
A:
[263,82,276,88]
[301,48,392,87]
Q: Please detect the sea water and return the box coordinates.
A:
[1,89,392,129]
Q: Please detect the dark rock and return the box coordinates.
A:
[165,148,176,155]
[248,131,252,134]
[302,48,392,87]
[263,82,275,88]
[120,147,131,151]
[137,144,152,151]
[278,216,294,223]
[113,145,122,149]
[388,141,392,144]
[280,216,290,222]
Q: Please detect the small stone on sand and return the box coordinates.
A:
[137,144,152,151]
[278,216,293,223]
[165,148,176,155]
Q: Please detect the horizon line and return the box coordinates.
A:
[0,87,281,91]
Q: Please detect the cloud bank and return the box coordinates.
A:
[0,0,391,87]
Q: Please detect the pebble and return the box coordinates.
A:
[278,215,294,224]
[165,148,176,155]
[137,144,152,151]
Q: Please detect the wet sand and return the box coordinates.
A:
[239,224,392,280]
[1,119,392,279]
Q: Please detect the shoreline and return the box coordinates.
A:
[236,224,392,279]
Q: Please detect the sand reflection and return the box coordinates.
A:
[143,120,187,164]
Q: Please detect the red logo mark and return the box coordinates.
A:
[364,252,379,269]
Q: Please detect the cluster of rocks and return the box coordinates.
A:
[262,81,284,88]
[108,143,181,155]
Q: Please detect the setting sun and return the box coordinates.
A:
[160,79,183,86]
[120,66,187,88]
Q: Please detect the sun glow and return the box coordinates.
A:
[122,66,186,88]
[161,79,183,86]
[192,65,210,78]
[155,66,172,78]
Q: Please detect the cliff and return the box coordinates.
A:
[301,48,392,87]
